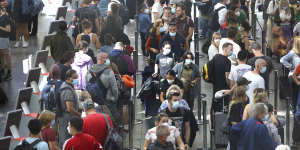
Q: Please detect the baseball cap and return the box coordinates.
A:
[82,100,95,110]
[237,77,251,86]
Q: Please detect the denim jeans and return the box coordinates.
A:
[200,16,208,37]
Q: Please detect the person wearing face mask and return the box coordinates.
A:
[152,0,163,23]
[159,22,186,62]
[39,110,61,150]
[146,19,164,61]
[210,43,232,113]
[172,52,200,110]
[58,69,81,147]
[230,103,277,150]
[63,117,103,150]
[159,85,198,148]
[144,113,185,150]
[139,5,151,56]
[242,59,266,103]
[234,21,251,53]
[219,27,241,62]
[71,40,94,90]
[263,104,282,145]
[154,41,175,79]
[146,125,175,150]
[172,3,194,50]
[159,70,184,102]
[208,32,221,61]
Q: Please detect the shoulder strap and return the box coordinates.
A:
[93,68,108,96]
[102,113,112,136]
[30,139,41,147]
[215,6,225,12]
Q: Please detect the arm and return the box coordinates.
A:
[242,104,249,120]
[184,122,190,144]
[185,27,194,50]
[143,140,151,150]
[175,136,185,150]
[48,141,61,150]
[280,51,294,69]
[0,24,10,32]
[154,63,159,74]
[75,34,81,48]
[95,18,101,34]
[66,101,81,117]
[225,72,230,86]
[160,92,164,102]
[93,34,101,49]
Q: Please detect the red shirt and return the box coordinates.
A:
[82,113,113,145]
[41,127,56,143]
[63,133,103,150]
[295,64,300,75]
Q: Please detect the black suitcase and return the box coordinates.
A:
[214,112,228,148]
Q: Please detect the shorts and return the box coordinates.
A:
[0,37,9,49]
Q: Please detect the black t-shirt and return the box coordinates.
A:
[0,14,10,38]
[212,54,231,91]
[160,78,184,99]
[75,7,98,33]
[58,63,71,81]
[165,108,191,135]
[228,102,246,125]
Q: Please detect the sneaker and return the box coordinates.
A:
[22,41,29,48]
[14,41,20,48]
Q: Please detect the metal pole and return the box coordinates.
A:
[202,100,208,150]
[286,97,291,145]
[274,70,278,115]
[193,2,200,66]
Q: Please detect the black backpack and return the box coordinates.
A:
[103,113,123,150]
[208,6,226,31]
[14,139,41,150]
[86,69,108,105]
[109,53,129,75]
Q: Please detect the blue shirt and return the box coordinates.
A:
[139,13,151,33]
[19,137,49,150]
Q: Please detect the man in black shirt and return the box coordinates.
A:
[58,51,74,81]
[211,42,232,112]
[160,70,184,102]
[247,42,273,90]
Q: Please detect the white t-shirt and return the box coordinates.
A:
[151,2,163,23]
[243,71,265,103]
[208,44,219,61]
[107,0,120,12]
[214,3,227,26]
[229,64,252,83]
[219,38,241,65]
[145,125,180,146]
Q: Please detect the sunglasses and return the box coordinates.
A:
[169,92,180,96]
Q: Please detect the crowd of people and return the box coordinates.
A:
[0,0,300,149]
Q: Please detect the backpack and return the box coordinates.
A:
[103,114,123,150]
[115,74,131,101]
[201,59,215,83]
[198,1,212,16]
[14,139,41,150]
[86,69,108,105]
[109,53,129,75]
[30,0,44,16]
[208,6,226,31]
[43,80,57,112]
[119,4,130,26]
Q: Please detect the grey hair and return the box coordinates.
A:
[156,125,169,138]
[250,41,262,51]
[255,58,266,67]
[166,84,182,100]
[275,145,291,150]
[248,103,268,118]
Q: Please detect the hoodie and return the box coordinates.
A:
[71,51,94,90]
[230,118,277,150]
[86,64,118,103]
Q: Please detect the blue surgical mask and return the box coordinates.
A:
[172,101,180,110]
[72,79,79,85]
[51,120,55,127]
[160,27,166,33]
[260,66,267,74]
[171,7,176,14]
[228,51,233,57]
[263,114,270,121]
[245,85,249,91]
[169,32,176,37]
[282,6,288,10]
[185,59,192,65]
[105,59,110,65]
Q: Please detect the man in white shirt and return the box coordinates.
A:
[214,0,227,27]
[229,50,252,87]
[219,27,241,64]
[243,58,266,103]
[152,0,163,23]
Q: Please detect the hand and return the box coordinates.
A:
[185,41,190,50]
[184,144,189,150]
[152,72,158,78]
[223,90,232,96]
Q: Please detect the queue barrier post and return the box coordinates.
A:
[285,97,291,145]
[274,70,279,115]
[202,100,208,150]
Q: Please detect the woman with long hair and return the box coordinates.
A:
[145,19,164,61]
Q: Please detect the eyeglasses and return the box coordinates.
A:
[169,92,180,96]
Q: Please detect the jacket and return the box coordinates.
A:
[8,0,32,15]
[230,118,277,150]
[172,62,200,81]
[110,49,136,75]
[86,64,118,103]
[71,51,94,90]
[280,50,300,76]
[50,31,74,62]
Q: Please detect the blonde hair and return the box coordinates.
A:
[229,86,247,113]
[253,88,267,104]
[166,84,182,99]
[293,36,300,54]
[39,110,56,126]
[149,19,163,33]
[80,91,91,101]
[211,32,221,42]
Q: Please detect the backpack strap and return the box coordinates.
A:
[29,139,41,147]
[91,68,108,98]
[102,113,112,130]
[215,6,226,12]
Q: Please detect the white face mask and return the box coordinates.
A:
[167,79,174,84]
[235,11,240,16]
[161,122,170,127]
[185,59,192,65]
[214,39,220,45]
[163,48,171,55]
[67,126,72,135]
